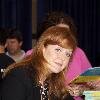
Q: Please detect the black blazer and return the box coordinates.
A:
[0,53,15,79]
[0,67,74,100]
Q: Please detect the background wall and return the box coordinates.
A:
[32,0,37,34]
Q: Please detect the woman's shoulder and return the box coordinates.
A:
[4,66,35,85]
[11,66,33,76]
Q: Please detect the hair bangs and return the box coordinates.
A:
[42,26,77,50]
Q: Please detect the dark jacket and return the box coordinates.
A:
[0,53,15,82]
[0,67,74,100]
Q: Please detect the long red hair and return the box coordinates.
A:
[4,26,77,99]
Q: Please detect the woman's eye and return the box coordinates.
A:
[55,48,61,52]
[66,53,71,57]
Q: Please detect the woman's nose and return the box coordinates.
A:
[57,53,66,61]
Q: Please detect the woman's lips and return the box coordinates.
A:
[55,62,62,67]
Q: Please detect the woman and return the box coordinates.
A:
[26,12,92,84]
[1,26,77,100]
[25,12,92,100]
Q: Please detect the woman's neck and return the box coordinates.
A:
[39,63,52,84]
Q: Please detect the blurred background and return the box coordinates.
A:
[0,0,100,66]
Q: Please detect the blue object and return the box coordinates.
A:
[81,67,100,76]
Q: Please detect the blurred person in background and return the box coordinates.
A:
[6,29,25,62]
[0,28,15,80]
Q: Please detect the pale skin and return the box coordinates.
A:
[43,44,73,74]
[6,39,22,56]
[40,44,73,99]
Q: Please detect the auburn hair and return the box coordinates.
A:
[4,26,77,99]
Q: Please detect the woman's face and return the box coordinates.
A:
[43,44,73,73]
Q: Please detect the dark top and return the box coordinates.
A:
[0,67,74,100]
[0,53,15,79]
